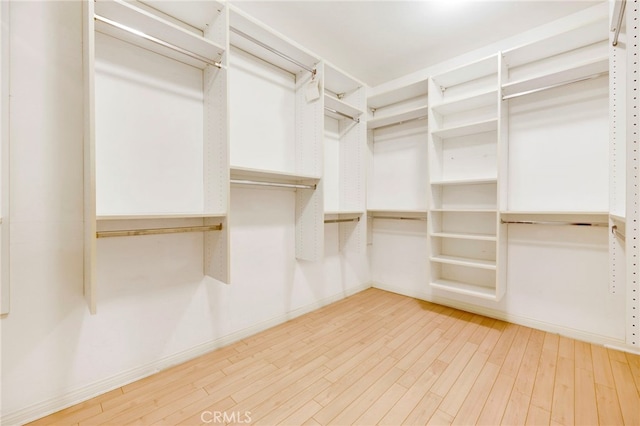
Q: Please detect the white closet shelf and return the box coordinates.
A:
[431,89,498,116]
[368,209,427,217]
[502,56,609,99]
[431,231,497,242]
[94,0,224,69]
[97,213,226,221]
[502,17,608,68]
[431,54,498,90]
[431,208,497,213]
[230,166,320,184]
[430,255,496,270]
[368,80,428,110]
[431,279,497,300]
[229,8,318,75]
[324,95,363,121]
[324,210,363,216]
[610,213,626,223]
[431,177,497,186]
[501,211,608,223]
[368,106,428,130]
[430,118,498,139]
[324,64,362,97]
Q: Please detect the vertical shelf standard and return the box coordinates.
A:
[0,0,9,315]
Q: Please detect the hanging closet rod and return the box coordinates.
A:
[230,26,315,76]
[231,179,317,190]
[369,216,427,221]
[94,15,222,69]
[372,115,428,131]
[612,0,626,47]
[501,220,607,227]
[612,225,625,241]
[324,107,360,123]
[502,72,608,100]
[324,217,360,224]
[97,224,222,238]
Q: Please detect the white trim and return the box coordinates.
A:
[1,283,371,426]
[370,281,635,353]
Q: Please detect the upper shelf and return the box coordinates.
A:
[368,79,428,110]
[368,106,428,130]
[430,118,497,139]
[431,55,498,91]
[502,17,608,69]
[502,56,608,99]
[229,7,319,76]
[94,0,225,69]
[96,212,226,221]
[431,89,498,116]
[324,63,363,98]
[324,94,363,122]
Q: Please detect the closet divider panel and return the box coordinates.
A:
[0,0,9,315]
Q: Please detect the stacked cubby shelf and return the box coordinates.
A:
[83,0,230,313]
[427,54,507,301]
[323,63,366,252]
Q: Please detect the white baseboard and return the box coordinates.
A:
[2,283,371,426]
[371,281,634,352]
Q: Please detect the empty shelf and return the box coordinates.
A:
[431,177,497,186]
[431,89,498,116]
[431,231,497,241]
[230,166,320,183]
[431,279,497,300]
[430,118,498,139]
[368,106,428,130]
[324,95,363,121]
[431,255,496,270]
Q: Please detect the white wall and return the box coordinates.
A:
[0,2,369,423]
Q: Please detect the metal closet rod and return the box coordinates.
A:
[324,217,360,224]
[324,107,360,123]
[502,72,608,100]
[612,225,625,240]
[231,179,317,190]
[230,26,315,75]
[369,216,427,221]
[501,220,608,227]
[97,224,222,238]
[94,15,222,69]
[612,0,626,47]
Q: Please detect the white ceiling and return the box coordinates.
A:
[231,0,603,86]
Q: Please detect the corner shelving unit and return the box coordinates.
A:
[228,6,323,261]
[83,0,230,314]
[427,54,507,301]
[323,63,366,252]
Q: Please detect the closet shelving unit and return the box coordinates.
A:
[83,0,230,313]
[499,15,609,221]
[367,79,429,223]
[323,63,366,252]
[427,54,506,301]
[228,7,324,261]
[0,0,8,315]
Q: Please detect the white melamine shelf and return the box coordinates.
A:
[431,209,497,213]
[431,177,497,186]
[325,210,363,216]
[431,279,497,300]
[324,64,362,96]
[502,17,608,68]
[431,89,498,116]
[431,231,497,242]
[230,166,320,184]
[430,118,498,139]
[368,209,427,217]
[94,0,225,69]
[368,80,429,110]
[502,56,609,98]
[97,213,226,221]
[501,211,608,223]
[430,255,496,270]
[229,8,318,76]
[368,106,428,130]
[324,94,363,120]
[610,213,626,223]
[431,55,498,89]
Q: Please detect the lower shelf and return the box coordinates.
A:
[430,279,497,300]
[430,255,496,270]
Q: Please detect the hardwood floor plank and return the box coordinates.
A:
[281,400,323,426]
[501,326,532,378]
[451,362,500,425]
[431,342,479,397]
[252,378,331,425]
[487,323,519,367]
[550,356,574,425]
[530,333,559,412]
[575,339,594,371]
[610,359,640,425]
[512,328,544,397]
[626,351,640,394]
[427,409,454,425]
[476,372,516,425]
[595,383,624,425]
[501,390,530,426]
[403,392,442,425]
[591,344,616,388]
[438,351,489,417]
[352,383,407,426]
[525,405,550,426]
[575,367,598,426]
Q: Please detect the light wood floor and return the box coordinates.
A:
[30,288,640,425]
